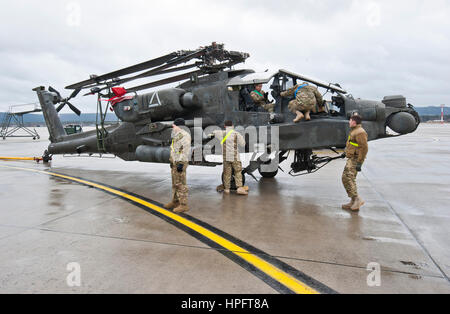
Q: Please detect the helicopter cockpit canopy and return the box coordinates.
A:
[227,71,279,86]
[228,69,348,113]
[227,69,347,95]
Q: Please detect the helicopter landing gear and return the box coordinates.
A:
[42,150,52,163]
[258,167,278,178]
[244,151,288,180]
[221,169,246,191]
[289,149,345,176]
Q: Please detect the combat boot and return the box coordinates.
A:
[242,186,249,192]
[174,204,189,214]
[318,106,326,113]
[342,197,356,210]
[293,111,304,123]
[216,184,225,192]
[305,111,311,121]
[350,197,365,211]
[236,187,248,195]
[164,200,179,210]
[224,189,231,194]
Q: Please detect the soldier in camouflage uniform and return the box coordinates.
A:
[280,82,324,122]
[164,118,192,214]
[250,84,276,113]
[214,121,248,195]
[342,115,368,212]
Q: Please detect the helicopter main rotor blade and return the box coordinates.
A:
[66,49,206,91]
[127,70,200,93]
[85,63,200,95]
[115,61,201,87]
[65,52,180,90]
[80,50,207,95]
[151,63,200,76]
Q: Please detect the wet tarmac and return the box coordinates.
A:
[0,124,449,294]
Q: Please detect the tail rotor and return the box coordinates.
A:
[49,86,82,116]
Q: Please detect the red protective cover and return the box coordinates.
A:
[111,96,133,106]
[111,87,127,97]
[103,87,133,110]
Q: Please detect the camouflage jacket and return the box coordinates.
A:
[345,125,369,164]
[281,84,323,105]
[170,129,191,164]
[250,90,268,107]
[214,127,246,162]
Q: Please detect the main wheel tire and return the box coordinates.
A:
[258,167,278,178]
[222,169,246,191]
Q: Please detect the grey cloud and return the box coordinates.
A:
[0,0,449,112]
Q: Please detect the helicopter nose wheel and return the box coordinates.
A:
[221,169,246,191]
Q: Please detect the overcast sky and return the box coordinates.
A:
[0,0,449,113]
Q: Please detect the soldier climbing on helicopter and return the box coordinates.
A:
[280,82,325,123]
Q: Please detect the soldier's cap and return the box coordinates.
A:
[173,118,185,126]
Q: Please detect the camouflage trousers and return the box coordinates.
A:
[170,162,188,205]
[223,161,243,190]
[342,158,358,198]
[288,99,315,113]
[261,102,275,113]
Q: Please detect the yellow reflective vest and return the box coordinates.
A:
[345,125,368,164]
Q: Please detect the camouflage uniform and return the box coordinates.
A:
[214,128,246,190]
[250,90,275,113]
[169,129,191,206]
[280,83,323,114]
[342,125,368,198]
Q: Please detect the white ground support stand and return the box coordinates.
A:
[1,103,42,140]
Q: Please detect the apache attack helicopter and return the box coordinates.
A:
[34,42,420,186]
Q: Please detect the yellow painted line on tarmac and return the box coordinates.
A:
[0,164,322,294]
[0,156,42,161]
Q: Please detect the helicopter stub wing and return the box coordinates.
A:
[279,69,347,94]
